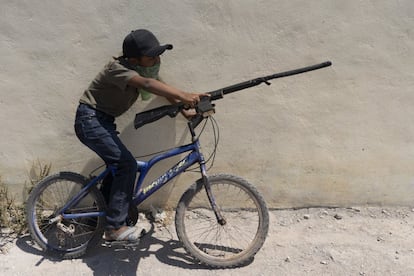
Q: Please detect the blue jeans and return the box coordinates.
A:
[74,104,137,230]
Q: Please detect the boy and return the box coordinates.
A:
[75,29,206,242]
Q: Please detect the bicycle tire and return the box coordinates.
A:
[175,174,269,268]
[26,172,106,259]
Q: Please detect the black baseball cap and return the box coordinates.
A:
[122,29,173,58]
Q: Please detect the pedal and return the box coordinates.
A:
[103,240,140,250]
[101,229,147,250]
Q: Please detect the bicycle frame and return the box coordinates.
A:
[31,61,332,265]
[133,141,205,205]
[58,124,208,221]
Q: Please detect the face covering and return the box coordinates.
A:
[134,62,161,101]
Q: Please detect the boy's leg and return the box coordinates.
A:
[75,107,137,230]
[103,144,137,230]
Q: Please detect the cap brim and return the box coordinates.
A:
[144,44,173,57]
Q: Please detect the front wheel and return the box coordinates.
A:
[26,172,106,259]
[175,174,269,268]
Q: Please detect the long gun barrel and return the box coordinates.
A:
[208,61,331,100]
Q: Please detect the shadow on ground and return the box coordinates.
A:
[15,220,253,275]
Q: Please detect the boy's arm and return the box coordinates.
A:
[128,75,203,107]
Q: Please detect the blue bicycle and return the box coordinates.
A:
[26,61,331,267]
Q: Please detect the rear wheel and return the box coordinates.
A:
[175,174,269,268]
[26,172,106,259]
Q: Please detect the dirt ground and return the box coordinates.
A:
[1,206,414,276]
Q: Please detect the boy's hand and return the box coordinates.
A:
[181,108,197,119]
[180,92,209,107]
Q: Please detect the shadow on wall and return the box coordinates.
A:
[79,97,189,210]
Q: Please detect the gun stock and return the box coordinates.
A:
[134,104,182,129]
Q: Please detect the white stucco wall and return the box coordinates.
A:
[1,1,413,208]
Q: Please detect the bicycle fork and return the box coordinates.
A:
[190,119,226,225]
[197,154,226,225]
[201,175,226,226]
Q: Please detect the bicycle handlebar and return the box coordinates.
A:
[134,61,332,129]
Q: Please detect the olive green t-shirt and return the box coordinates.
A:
[79,59,140,117]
